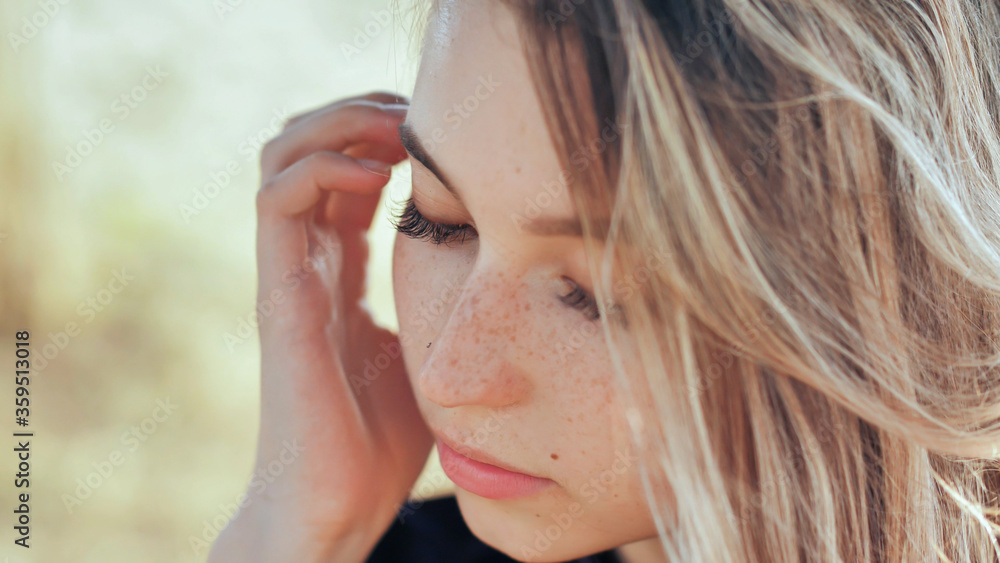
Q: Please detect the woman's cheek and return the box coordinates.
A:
[393,234,431,373]
[392,233,468,378]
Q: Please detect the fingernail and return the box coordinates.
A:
[357,159,393,174]
[380,103,409,117]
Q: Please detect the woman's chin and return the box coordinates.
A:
[452,488,613,563]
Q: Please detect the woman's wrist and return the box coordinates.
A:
[207,499,378,563]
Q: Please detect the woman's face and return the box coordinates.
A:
[392,0,657,560]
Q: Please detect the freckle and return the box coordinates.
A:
[525,303,530,311]
[535,513,541,518]
[550,453,559,460]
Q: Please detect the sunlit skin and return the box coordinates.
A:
[392,1,660,560]
[208,1,664,561]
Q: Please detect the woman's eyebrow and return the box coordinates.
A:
[397,120,584,238]
[398,121,463,203]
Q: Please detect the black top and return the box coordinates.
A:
[366,495,623,563]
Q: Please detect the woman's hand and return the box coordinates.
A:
[208,92,434,563]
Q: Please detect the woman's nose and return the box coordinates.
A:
[415,269,533,409]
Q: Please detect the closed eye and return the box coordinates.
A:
[393,197,608,323]
[558,277,601,321]
[392,197,478,246]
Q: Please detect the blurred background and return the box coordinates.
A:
[0,1,452,561]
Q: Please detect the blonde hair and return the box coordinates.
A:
[418,0,1000,560]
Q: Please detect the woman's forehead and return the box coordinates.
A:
[408,0,578,229]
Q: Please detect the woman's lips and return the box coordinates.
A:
[435,437,555,500]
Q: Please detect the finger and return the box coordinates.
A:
[343,140,409,164]
[282,91,409,131]
[262,101,408,180]
[321,142,406,231]
[307,191,380,310]
[255,152,392,294]
[257,151,392,220]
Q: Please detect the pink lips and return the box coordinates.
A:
[435,438,554,500]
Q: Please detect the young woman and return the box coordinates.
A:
[209,0,1000,561]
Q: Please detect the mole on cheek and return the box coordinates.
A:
[550,453,559,460]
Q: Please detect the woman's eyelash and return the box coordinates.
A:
[558,277,601,321]
[393,199,601,322]
[392,198,477,245]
